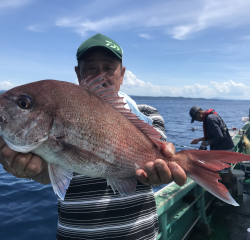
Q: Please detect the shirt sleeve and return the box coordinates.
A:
[206,115,224,145]
[137,104,167,141]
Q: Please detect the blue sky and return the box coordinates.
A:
[0,0,250,99]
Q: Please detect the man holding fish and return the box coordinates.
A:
[0,34,187,240]
[1,33,250,240]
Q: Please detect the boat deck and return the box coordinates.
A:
[189,185,250,240]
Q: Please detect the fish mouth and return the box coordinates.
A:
[2,134,49,153]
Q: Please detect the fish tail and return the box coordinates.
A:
[175,150,250,206]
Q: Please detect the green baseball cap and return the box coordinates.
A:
[76,33,123,61]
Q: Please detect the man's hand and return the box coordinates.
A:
[201,140,209,146]
[136,142,187,187]
[190,138,199,144]
[0,136,50,184]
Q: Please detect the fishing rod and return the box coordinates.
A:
[166,128,203,140]
[168,126,238,150]
[166,128,201,150]
[166,128,203,134]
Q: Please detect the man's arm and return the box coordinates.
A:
[0,136,50,185]
[191,137,205,144]
[136,104,187,187]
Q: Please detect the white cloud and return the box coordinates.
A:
[56,15,132,37]
[120,70,250,99]
[172,0,250,39]
[210,80,250,95]
[0,81,16,90]
[27,25,44,32]
[139,34,152,40]
[0,0,31,9]
[55,0,250,40]
[171,25,199,40]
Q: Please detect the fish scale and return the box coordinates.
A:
[1,74,250,205]
[47,81,161,175]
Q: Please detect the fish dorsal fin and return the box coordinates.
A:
[80,73,165,150]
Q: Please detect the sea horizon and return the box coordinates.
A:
[1,89,249,102]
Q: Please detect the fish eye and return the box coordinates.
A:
[16,95,33,109]
[19,100,29,108]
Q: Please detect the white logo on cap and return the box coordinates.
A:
[106,40,120,51]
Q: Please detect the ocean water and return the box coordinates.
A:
[0,99,249,239]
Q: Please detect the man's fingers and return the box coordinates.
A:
[12,153,33,177]
[0,137,45,179]
[154,159,172,184]
[190,139,198,144]
[0,144,19,176]
[1,159,16,175]
[0,136,6,149]
[144,162,160,186]
[135,169,149,185]
[24,155,45,177]
[168,162,187,186]
[161,142,175,158]
[1,145,18,166]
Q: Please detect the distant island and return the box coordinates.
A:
[129,95,238,101]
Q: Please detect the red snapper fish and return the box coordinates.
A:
[0,74,249,206]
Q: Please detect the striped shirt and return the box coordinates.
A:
[137,104,167,141]
[57,101,166,240]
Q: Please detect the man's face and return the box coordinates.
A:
[75,48,126,92]
[195,111,203,122]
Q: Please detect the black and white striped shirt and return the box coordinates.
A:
[57,104,166,240]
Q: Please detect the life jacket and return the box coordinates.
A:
[202,109,218,140]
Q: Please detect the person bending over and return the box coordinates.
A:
[190,106,235,197]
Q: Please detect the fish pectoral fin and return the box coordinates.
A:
[107,178,137,197]
[48,163,73,200]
